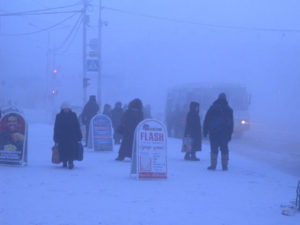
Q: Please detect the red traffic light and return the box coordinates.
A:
[53,69,58,74]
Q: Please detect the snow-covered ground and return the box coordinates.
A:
[232,122,300,177]
[1,123,299,225]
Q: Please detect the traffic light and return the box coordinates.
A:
[83,78,90,87]
[53,69,58,75]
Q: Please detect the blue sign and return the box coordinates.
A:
[87,59,99,72]
[90,114,113,151]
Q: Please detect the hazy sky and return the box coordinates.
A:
[1,0,300,126]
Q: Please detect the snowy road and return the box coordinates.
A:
[1,123,299,225]
[231,122,300,177]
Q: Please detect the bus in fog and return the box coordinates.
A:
[165,83,251,138]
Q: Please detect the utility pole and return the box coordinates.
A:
[82,0,88,105]
[97,0,102,109]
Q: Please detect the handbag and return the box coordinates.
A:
[76,142,84,161]
[51,145,60,164]
[181,137,193,153]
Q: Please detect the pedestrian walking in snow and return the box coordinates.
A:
[54,102,82,169]
[203,93,233,171]
[111,102,123,144]
[81,95,99,146]
[183,101,202,161]
[115,98,144,161]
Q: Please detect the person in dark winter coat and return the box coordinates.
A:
[184,101,202,161]
[111,102,123,144]
[103,104,112,119]
[81,95,99,146]
[54,102,82,169]
[115,98,144,161]
[203,93,233,171]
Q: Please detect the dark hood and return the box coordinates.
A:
[89,95,96,103]
[115,102,122,109]
[213,98,228,106]
[189,101,199,113]
[129,98,143,110]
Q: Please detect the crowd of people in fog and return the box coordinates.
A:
[51,93,233,170]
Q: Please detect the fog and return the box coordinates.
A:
[1,2,300,222]
[1,0,300,130]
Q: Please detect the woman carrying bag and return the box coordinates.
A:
[53,102,82,169]
[183,102,202,161]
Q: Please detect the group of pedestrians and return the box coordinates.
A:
[183,93,233,171]
[52,93,233,171]
[52,96,140,168]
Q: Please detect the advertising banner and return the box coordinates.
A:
[0,111,28,165]
[131,119,168,179]
[89,114,113,151]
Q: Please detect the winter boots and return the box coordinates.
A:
[221,154,229,171]
[191,152,200,161]
[184,153,191,160]
[207,153,229,171]
[62,161,74,169]
[68,160,74,169]
[207,153,218,170]
[115,156,125,161]
[184,152,200,161]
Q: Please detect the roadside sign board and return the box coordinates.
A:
[131,119,168,179]
[89,114,113,151]
[89,38,99,51]
[87,59,99,72]
[89,51,99,58]
[0,111,28,165]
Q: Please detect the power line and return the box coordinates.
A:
[0,13,78,36]
[63,15,84,53]
[0,9,44,30]
[56,13,83,53]
[103,6,300,33]
[0,2,82,17]
[57,17,83,55]
[0,10,82,17]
